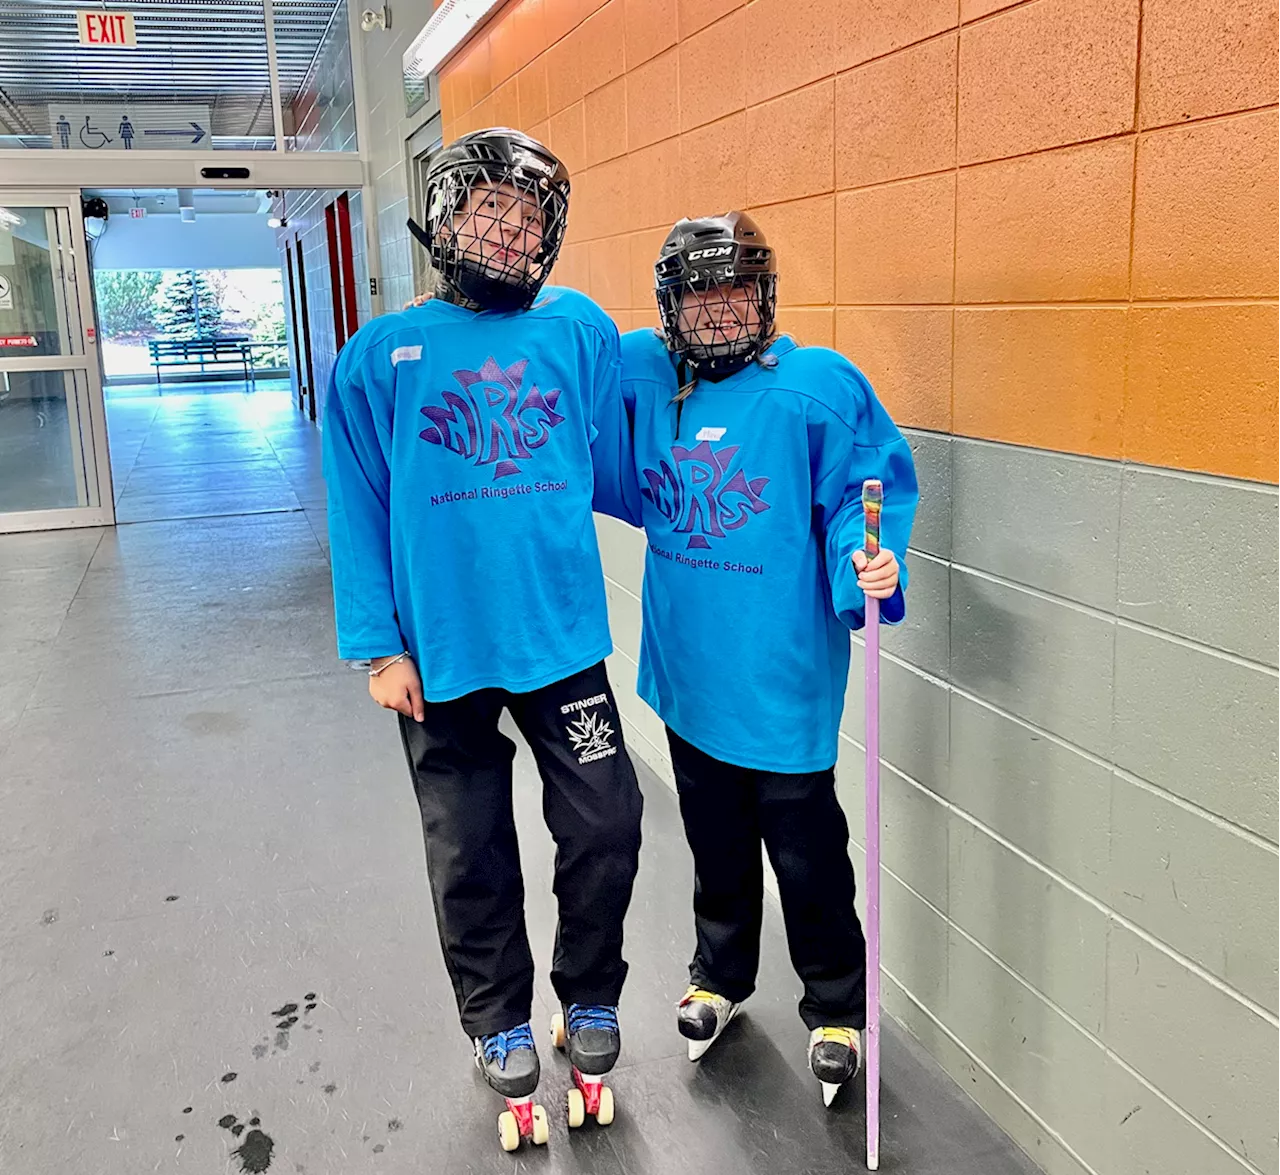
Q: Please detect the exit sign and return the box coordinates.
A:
[77,11,138,48]
[129,207,145,219]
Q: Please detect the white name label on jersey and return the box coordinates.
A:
[697,427,727,441]
[391,345,422,366]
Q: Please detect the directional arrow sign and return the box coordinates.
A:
[47,103,211,151]
[143,122,206,145]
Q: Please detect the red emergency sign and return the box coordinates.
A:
[0,335,38,348]
[77,11,138,48]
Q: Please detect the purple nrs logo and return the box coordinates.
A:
[641,439,770,550]
[419,357,565,479]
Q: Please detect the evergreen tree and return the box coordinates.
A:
[152,269,226,339]
[250,297,287,368]
[95,270,162,337]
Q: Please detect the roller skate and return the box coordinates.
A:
[473,1022,548,1151]
[677,986,742,1062]
[808,1026,861,1107]
[549,1003,618,1128]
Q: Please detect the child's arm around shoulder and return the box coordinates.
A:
[581,310,644,527]
[618,326,675,420]
[802,350,919,630]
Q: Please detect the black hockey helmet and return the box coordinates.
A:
[654,211,777,378]
[408,127,570,312]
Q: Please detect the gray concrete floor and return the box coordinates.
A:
[107,388,327,533]
[0,393,1043,1174]
[107,377,294,399]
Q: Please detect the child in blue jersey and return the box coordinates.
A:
[615,212,918,1104]
[322,128,642,1148]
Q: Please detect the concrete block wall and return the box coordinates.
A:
[280,187,370,421]
[351,1,447,320]
[437,1,1280,1172]
[273,3,371,419]
[848,443,1277,1175]
[272,2,444,425]
[287,3,359,153]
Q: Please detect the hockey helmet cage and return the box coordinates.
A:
[408,127,570,312]
[654,211,778,378]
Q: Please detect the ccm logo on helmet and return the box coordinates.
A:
[513,148,554,177]
[687,245,734,260]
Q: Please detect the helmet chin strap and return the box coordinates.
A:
[435,282,485,312]
[671,343,754,440]
[407,216,432,252]
[687,348,754,381]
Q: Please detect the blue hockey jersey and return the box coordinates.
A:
[619,330,919,771]
[323,287,635,700]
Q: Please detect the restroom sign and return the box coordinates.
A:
[77,11,138,48]
[48,103,209,150]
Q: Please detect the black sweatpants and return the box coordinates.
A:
[668,729,866,1031]
[399,662,643,1039]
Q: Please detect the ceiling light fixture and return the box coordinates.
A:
[267,191,288,231]
[403,0,503,82]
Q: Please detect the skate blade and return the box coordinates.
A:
[821,1081,842,1108]
[687,1038,715,1062]
[685,1004,740,1062]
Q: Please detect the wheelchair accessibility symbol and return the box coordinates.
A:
[79,115,112,149]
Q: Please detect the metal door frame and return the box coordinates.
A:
[407,114,442,297]
[292,231,316,422]
[323,198,346,352]
[334,191,359,341]
[284,239,306,414]
[0,187,114,532]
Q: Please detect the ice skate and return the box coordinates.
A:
[473,1023,548,1150]
[808,1026,861,1107]
[549,1004,619,1127]
[677,986,742,1061]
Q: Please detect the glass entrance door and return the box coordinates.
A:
[0,190,113,532]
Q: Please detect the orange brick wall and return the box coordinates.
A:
[440,0,1279,483]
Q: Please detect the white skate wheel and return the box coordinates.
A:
[596,1085,615,1127]
[498,1110,520,1152]
[550,1012,567,1050]
[531,1104,549,1146]
[567,1086,585,1128]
